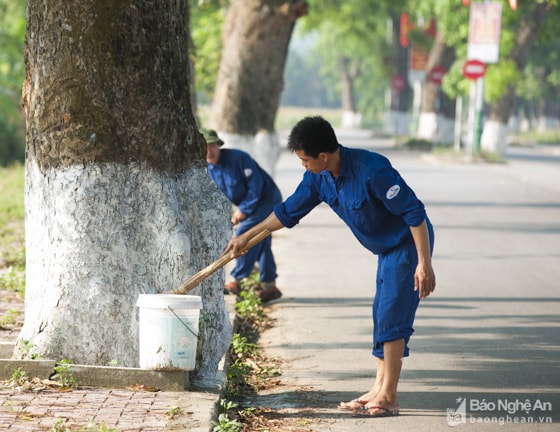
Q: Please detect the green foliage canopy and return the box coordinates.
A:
[297,0,408,125]
[191,1,225,104]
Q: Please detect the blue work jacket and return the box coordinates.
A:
[274,145,429,254]
[208,148,282,219]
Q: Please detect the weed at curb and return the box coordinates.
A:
[211,399,243,432]
[215,278,281,431]
[49,418,119,432]
[10,366,27,386]
[166,406,183,419]
[51,359,78,389]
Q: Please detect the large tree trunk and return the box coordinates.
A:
[20,0,232,383]
[481,2,548,154]
[417,31,456,144]
[208,0,307,176]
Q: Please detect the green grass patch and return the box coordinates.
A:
[0,163,24,222]
[0,266,25,295]
[0,163,25,293]
[275,106,342,130]
[196,105,343,132]
[510,130,560,146]
[0,309,19,329]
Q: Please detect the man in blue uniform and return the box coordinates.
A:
[224,117,435,417]
[203,128,283,303]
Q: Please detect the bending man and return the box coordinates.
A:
[224,116,435,417]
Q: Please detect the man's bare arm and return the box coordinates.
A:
[225,212,285,258]
[409,220,436,298]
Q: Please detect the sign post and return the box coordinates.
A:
[465,1,502,154]
[463,59,487,154]
[462,60,487,80]
[429,66,447,85]
[409,47,428,135]
[428,66,447,132]
[391,75,405,92]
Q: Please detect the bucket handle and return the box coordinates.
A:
[167,306,199,338]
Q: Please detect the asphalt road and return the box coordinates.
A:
[253,131,560,431]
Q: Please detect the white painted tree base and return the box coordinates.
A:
[417,112,455,145]
[218,131,281,178]
[384,111,410,136]
[340,111,362,129]
[19,161,232,381]
[538,116,560,131]
[481,120,508,155]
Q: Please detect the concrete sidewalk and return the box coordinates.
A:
[255,131,560,431]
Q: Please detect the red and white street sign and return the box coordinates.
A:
[429,66,447,85]
[391,75,406,91]
[463,59,487,80]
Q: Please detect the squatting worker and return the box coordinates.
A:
[224,116,435,417]
[202,128,283,304]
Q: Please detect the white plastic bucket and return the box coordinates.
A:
[136,294,203,371]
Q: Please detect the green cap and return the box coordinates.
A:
[200,128,224,146]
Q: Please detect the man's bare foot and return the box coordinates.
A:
[338,399,367,410]
[338,390,378,410]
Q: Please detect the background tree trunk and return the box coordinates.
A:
[20,0,232,382]
[208,0,307,176]
[339,56,362,128]
[481,2,548,154]
[536,67,560,131]
[417,31,456,144]
[385,11,411,136]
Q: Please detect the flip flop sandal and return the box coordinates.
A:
[353,405,400,418]
[338,399,368,410]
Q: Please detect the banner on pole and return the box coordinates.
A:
[467,2,502,64]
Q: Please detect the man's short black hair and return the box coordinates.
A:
[287,116,339,158]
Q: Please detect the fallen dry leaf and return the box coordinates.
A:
[127,383,160,392]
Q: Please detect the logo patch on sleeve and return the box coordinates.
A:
[244,168,253,177]
[386,184,401,199]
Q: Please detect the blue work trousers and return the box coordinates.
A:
[372,224,434,358]
[231,208,278,283]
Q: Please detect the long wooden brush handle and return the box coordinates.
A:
[167,229,271,295]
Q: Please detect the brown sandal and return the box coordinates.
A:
[224,281,240,295]
[259,286,282,303]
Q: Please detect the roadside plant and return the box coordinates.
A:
[235,289,263,321]
[210,399,242,432]
[0,266,25,295]
[225,359,251,399]
[166,406,183,419]
[52,359,77,388]
[10,366,27,385]
[50,418,119,432]
[0,309,18,329]
[18,340,41,359]
[230,333,257,358]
